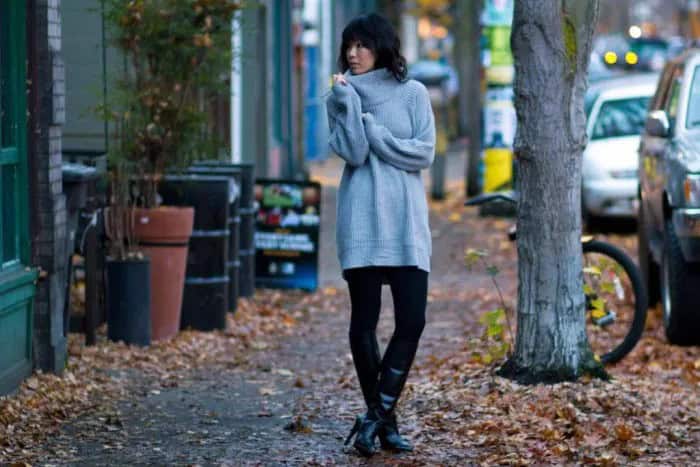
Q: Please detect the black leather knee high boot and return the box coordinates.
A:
[344,331,381,455]
[351,337,419,456]
[349,331,381,409]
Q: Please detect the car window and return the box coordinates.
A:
[591,97,651,140]
[666,78,681,120]
[686,65,700,129]
[650,63,676,110]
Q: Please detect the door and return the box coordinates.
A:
[640,63,679,246]
[0,2,38,395]
[649,69,683,226]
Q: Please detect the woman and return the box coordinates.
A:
[325,13,435,457]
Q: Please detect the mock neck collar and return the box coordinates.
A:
[344,68,402,106]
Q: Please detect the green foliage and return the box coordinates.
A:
[100,0,240,208]
[466,247,513,367]
[474,307,510,365]
[464,248,488,271]
[562,14,577,76]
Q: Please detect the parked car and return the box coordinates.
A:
[588,51,623,83]
[407,59,458,97]
[582,73,659,223]
[592,33,629,63]
[627,37,669,72]
[638,49,700,344]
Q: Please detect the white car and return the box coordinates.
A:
[582,73,659,222]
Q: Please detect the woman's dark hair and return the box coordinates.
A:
[338,13,407,82]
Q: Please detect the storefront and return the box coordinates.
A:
[0,2,38,395]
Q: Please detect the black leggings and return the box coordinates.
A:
[345,266,428,342]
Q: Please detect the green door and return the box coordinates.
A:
[0,2,37,395]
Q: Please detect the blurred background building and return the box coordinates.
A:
[59,0,700,184]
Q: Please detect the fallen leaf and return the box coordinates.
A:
[614,423,635,442]
[259,387,278,396]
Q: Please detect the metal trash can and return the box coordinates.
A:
[195,161,256,297]
[160,175,230,331]
[187,166,242,313]
[62,162,99,336]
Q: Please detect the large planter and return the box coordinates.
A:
[133,207,194,341]
[106,257,151,346]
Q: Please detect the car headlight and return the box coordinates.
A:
[683,175,700,206]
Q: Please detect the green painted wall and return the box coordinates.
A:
[0,1,37,395]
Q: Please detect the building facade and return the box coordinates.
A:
[1,0,68,395]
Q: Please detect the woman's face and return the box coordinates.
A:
[346,40,376,75]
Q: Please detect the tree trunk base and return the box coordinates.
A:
[497,355,609,385]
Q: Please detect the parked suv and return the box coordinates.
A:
[638,50,700,344]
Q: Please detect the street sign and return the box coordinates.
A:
[254,180,321,291]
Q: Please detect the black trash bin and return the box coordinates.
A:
[62,162,99,336]
[188,166,242,313]
[195,161,256,297]
[160,175,230,331]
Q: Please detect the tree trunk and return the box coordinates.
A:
[454,0,483,197]
[499,0,606,384]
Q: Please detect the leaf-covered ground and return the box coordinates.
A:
[2,178,699,465]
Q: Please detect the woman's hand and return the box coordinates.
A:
[333,73,348,86]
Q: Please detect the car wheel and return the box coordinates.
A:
[637,204,660,305]
[661,217,700,345]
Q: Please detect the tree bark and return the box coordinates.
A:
[499,0,606,384]
[454,0,483,197]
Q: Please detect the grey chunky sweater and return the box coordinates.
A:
[326,68,436,273]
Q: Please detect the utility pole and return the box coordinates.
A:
[454,0,483,197]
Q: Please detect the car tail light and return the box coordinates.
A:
[683,175,700,206]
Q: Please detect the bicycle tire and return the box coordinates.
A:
[582,240,648,364]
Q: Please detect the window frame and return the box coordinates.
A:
[0,1,30,275]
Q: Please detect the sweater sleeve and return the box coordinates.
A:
[363,84,435,172]
[326,83,370,167]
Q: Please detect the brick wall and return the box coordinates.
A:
[30,0,68,373]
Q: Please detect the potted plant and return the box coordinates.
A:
[101,0,240,341]
[103,162,151,346]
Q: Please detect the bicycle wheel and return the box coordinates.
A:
[582,239,648,364]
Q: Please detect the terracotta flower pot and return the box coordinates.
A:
[133,206,194,341]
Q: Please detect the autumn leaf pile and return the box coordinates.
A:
[0,289,340,463]
[403,304,700,465]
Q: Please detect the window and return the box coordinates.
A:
[650,63,675,111]
[591,97,651,140]
[0,2,25,271]
[685,65,700,129]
